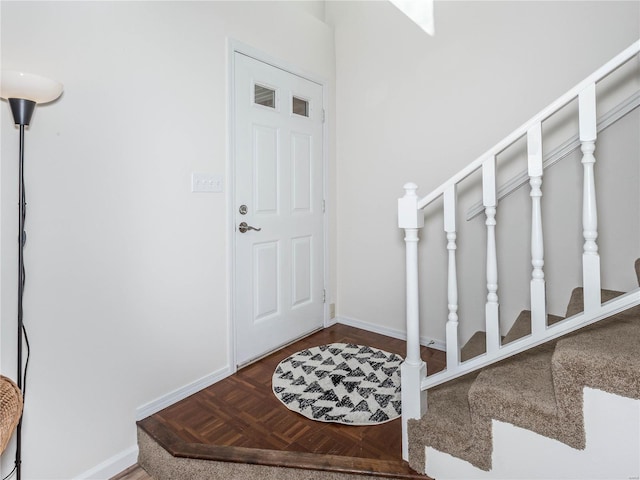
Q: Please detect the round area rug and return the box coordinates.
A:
[272,343,403,425]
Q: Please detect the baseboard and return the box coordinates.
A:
[324,316,339,328]
[135,365,233,420]
[75,366,234,479]
[336,315,446,351]
[73,445,139,480]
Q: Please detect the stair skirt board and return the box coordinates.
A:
[425,388,639,480]
[408,283,640,475]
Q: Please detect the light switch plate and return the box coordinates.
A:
[192,173,223,193]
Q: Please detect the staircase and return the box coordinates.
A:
[409,272,640,477]
[398,39,640,478]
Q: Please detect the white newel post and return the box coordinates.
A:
[579,83,602,312]
[483,157,500,352]
[528,122,547,334]
[444,185,459,368]
[398,182,427,461]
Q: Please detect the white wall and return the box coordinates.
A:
[0,2,335,478]
[327,1,640,346]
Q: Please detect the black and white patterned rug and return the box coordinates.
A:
[272,343,403,425]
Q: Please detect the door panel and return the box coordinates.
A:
[253,125,278,213]
[234,52,324,365]
[292,236,312,306]
[254,240,279,320]
[292,133,312,212]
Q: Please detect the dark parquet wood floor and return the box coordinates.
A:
[137,324,445,478]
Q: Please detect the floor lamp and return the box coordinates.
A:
[1,71,63,480]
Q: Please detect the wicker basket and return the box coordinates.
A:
[0,375,23,454]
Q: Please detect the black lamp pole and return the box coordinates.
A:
[2,71,62,480]
[9,97,36,480]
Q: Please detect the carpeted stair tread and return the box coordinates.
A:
[550,307,640,449]
[460,331,509,362]
[469,342,562,443]
[460,331,487,362]
[407,329,509,470]
[553,308,640,400]
[407,372,481,474]
[565,287,625,318]
[502,310,564,345]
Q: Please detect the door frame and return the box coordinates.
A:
[227,39,330,371]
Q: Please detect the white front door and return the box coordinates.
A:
[234,52,325,366]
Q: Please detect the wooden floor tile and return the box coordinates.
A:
[137,324,444,478]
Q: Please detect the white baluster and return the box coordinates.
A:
[528,123,547,334]
[444,185,459,367]
[483,157,500,353]
[579,84,602,312]
[398,183,427,461]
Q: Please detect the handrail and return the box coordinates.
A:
[416,39,640,211]
[466,90,640,220]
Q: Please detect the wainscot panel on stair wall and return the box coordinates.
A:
[0,2,335,478]
[327,0,640,347]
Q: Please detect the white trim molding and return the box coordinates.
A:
[73,445,139,480]
[77,365,233,478]
[135,365,233,421]
[336,315,446,351]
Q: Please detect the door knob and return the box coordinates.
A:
[238,222,262,233]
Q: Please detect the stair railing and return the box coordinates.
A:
[465,90,640,221]
[398,40,640,460]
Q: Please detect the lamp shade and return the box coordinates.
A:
[0,70,63,104]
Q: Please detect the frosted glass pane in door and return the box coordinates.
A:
[255,84,275,108]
